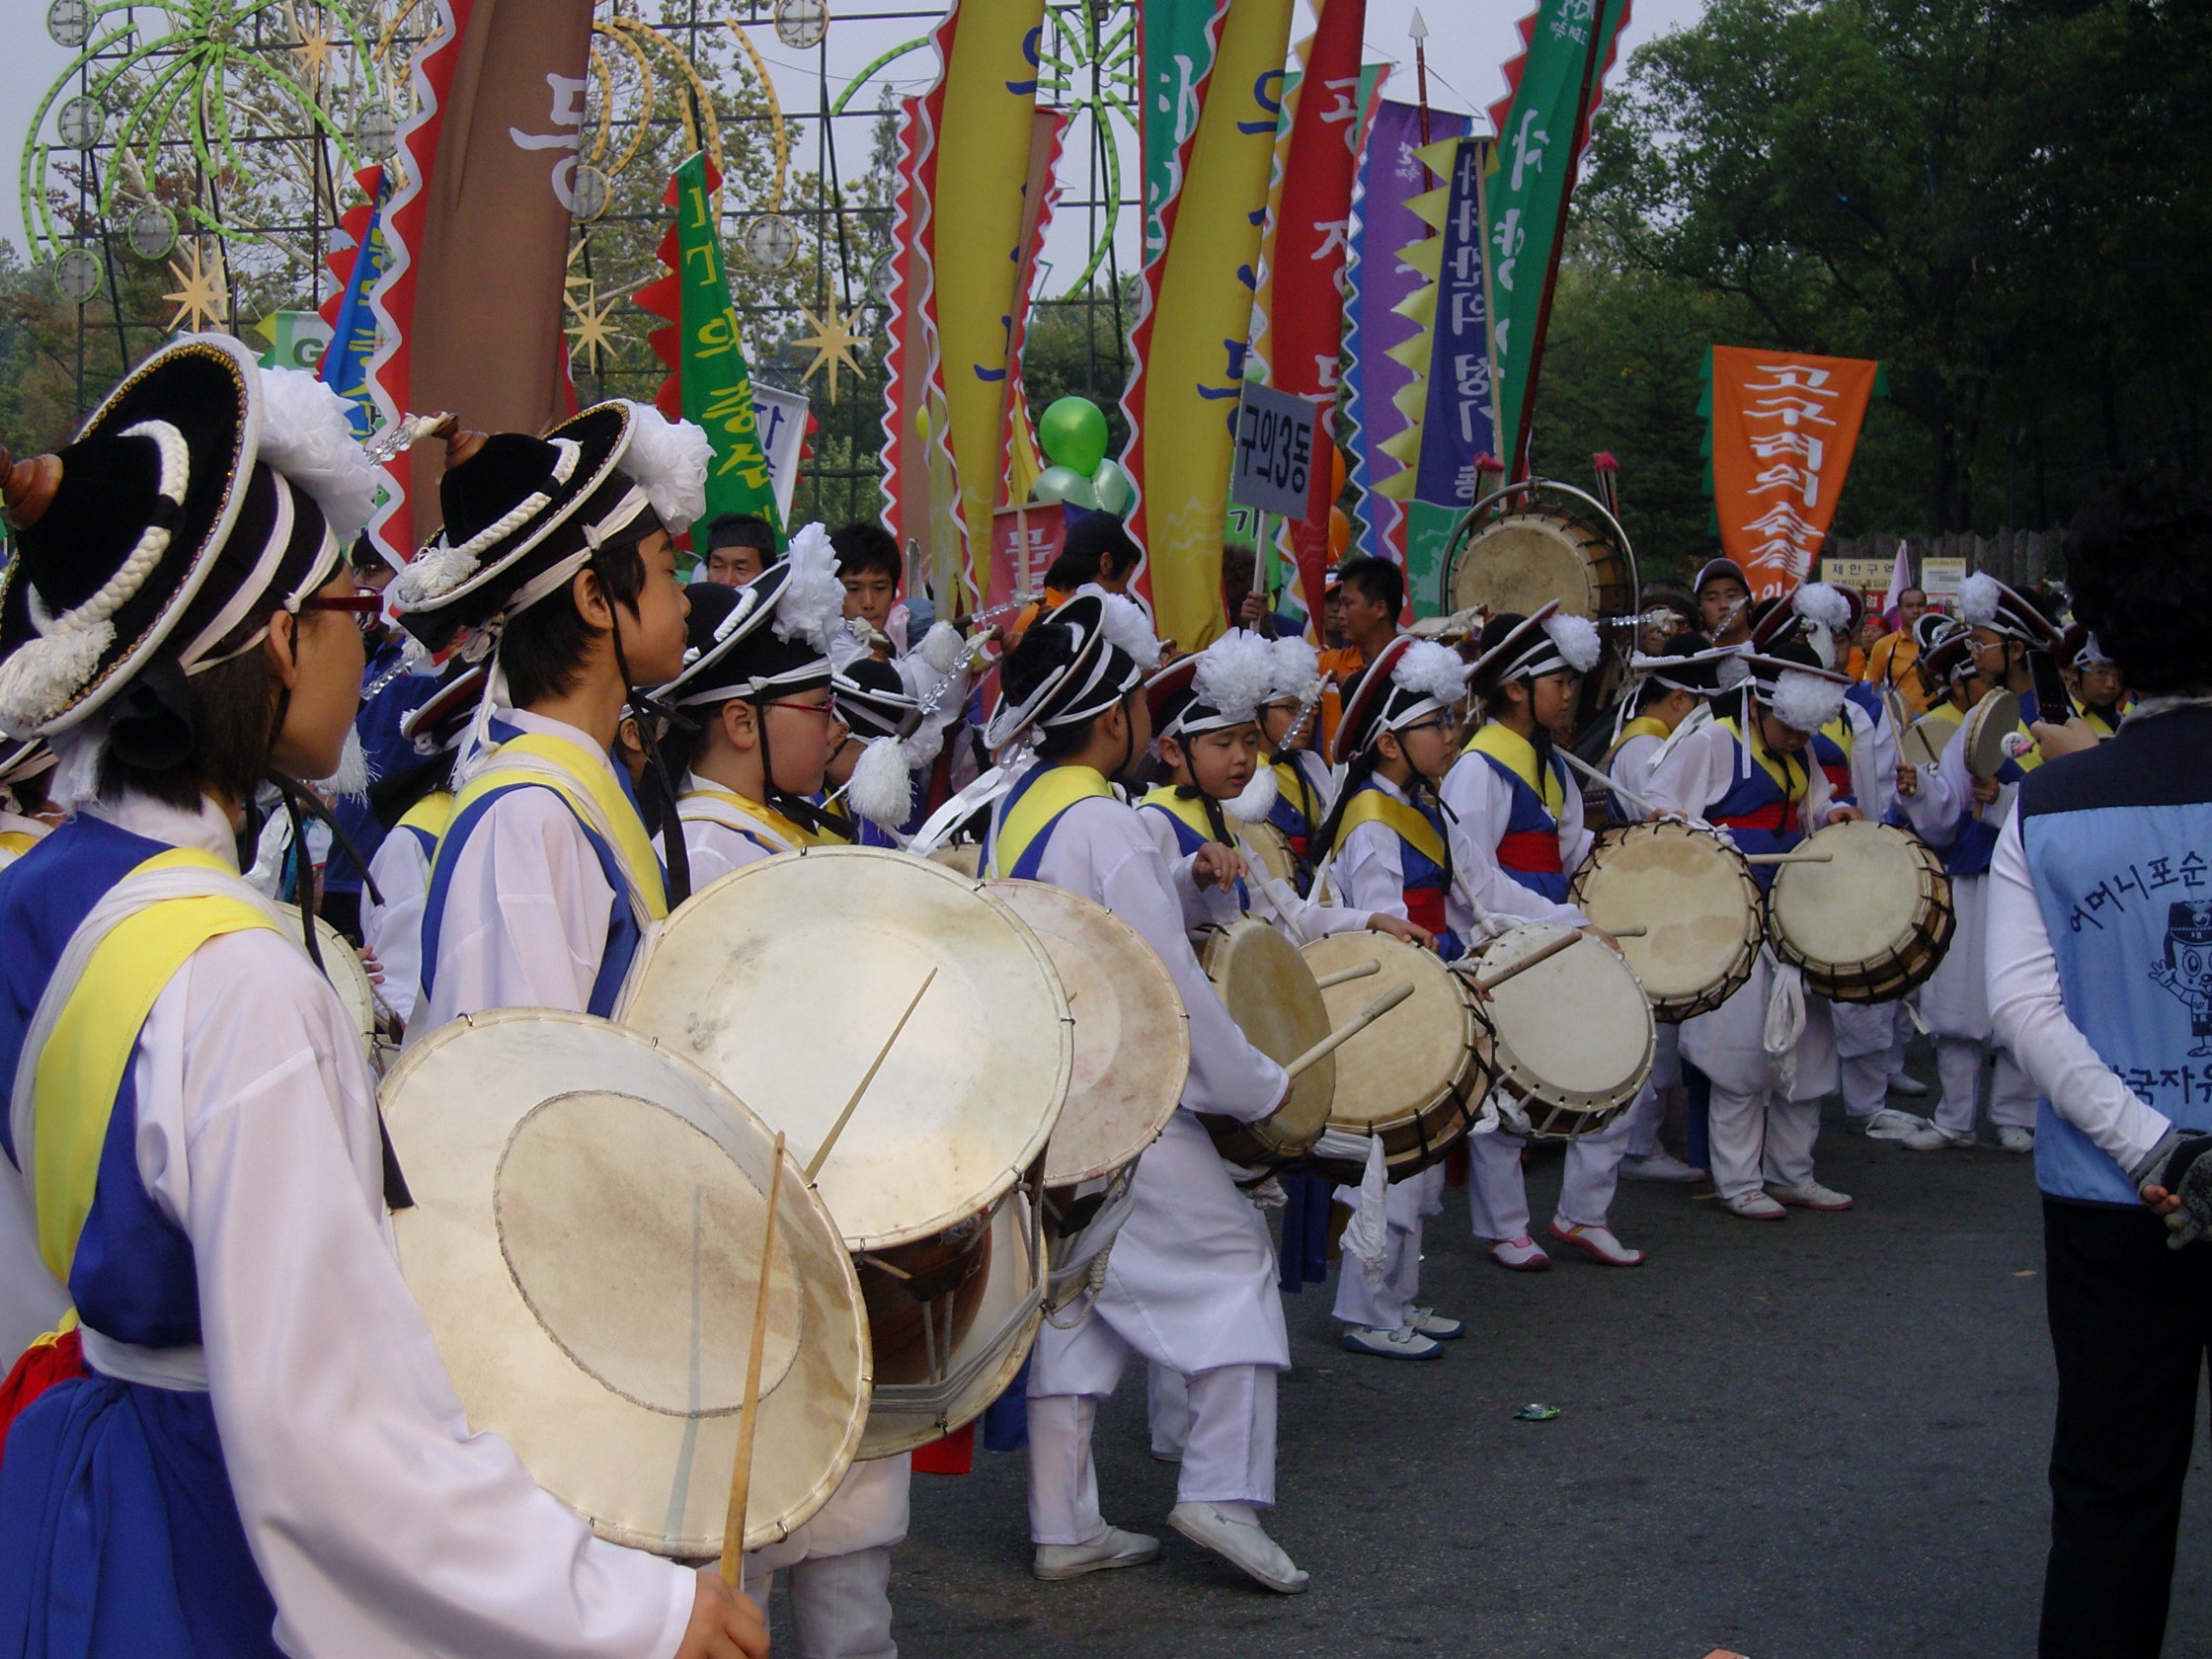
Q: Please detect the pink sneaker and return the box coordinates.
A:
[1489,1234,1551,1271]
[1547,1221,1646,1266]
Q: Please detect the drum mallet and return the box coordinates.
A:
[1463,928,1586,994]
[1557,746,1661,815]
[720,1130,787,1587]
[1312,958,1382,990]
[804,968,938,1182]
[1742,850,1835,865]
[1283,981,1417,1080]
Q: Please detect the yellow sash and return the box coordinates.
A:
[0,830,40,860]
[1719,716,1808,801]
[1336,788,1447,869]
[32,848,284,1281]
[1606,715,1670,764]
[1821,714,1855,758]
[1139,784,1226,847]
[678,783,820,853]
[1463,722,1564,817]
[395,790,454,843]
[988,765,1112,879]
[446,732,668,920]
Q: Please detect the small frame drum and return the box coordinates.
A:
[1239,821,1302,890]
[989,880,1189,1313]
[1566,822,1763,1021]
[1765,820,1955,1002]
[381,1009,868,1556]
[1447,504,1633,620]
[1962,687,2022,780]
[1296,932,1492,1184]
[1197,918,1334,1164]
[620,848,1072,1457]
[278,902,388,1070]
[1464,923,1654,1140]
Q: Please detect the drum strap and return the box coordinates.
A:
[677,783,819,854]
[987,764,1113,880]
[1463,724,1565,819]
[445,732,669,924]
[0,830,39,860]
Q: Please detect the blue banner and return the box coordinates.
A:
[320,169,394,438]
[1412,136,1496,509]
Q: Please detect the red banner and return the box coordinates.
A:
[1708,346,1879,601]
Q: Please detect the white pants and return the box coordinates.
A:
[1840,1047,1891,1120]
[743,1547,896,1659]
[1465,1107,1633,1240]
[1706,1084,1824,1202]
[1623,1075,1667,1160]
[1029,1365,1276,1543]
[1933,1037,2037,1137]
[1331,1172,1434,1330]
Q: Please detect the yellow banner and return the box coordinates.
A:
[929,0,1050,601]
[1129,0,1295,651]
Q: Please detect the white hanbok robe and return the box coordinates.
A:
[362,824,432,1027]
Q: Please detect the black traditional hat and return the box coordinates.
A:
[1463,600,1603,693]
[1632,638,1737,697]
[1331,634,1470,767]
[1146,629,1274,739]
[831,656,919,743]
[1737,638,1853,733]
[1957,572,2061,650]
[1751,581,1861,669]
[985,588,1160,750]
[653,524,847,710]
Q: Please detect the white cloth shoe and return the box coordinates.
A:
[1855,1107,1928,1141]
[1340,1324,1442,1361]
[1718,1190,1787,1221]
[1167,1501,1308,1594]
[1771,1181,1854,1212]
[1489,1234,1551,1271]
[1887,1071,1931,1097]
[1408,1305,1465,1340]
[1995,1125,2035,1152]
[1619,1150,1704,1183]
[1033,1527,1161,1581]
[1547,1221,1646,1266]
[1902,1123,1974,1151]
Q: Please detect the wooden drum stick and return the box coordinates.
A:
[1466,928,1584,993]
[1284,981,1416,1081]
[720,1130,787,1586]
[1742,850,1835,866]
[805,967,937,1182]
[1312,958,1382,990]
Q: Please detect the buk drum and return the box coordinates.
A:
[380,1010,868,1556]
[925,841,983,879]
[1197,919,1335,1164]
[1239,821,1302,890]
[1765,820,1954,1003]
[1464,923,1654,1140]
[988,880,1189,1313]
[1448,505,1633,621]
[1962,687,2023,781]
[619,847,1073,1457]
[277,902,389,1070]
[1566,821,1763,1021]
[1296,932,1491,1185]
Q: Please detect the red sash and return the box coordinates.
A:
[0,1330,84,1475]
[1717,799,1801,833]
[1496,829,1563,874]
[1404,886,1447,935]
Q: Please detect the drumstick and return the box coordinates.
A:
[1556,746,1658,813]
[1283,981,1416,1080]
[720,1130,787,1587]
[1608,925,1648,938]
[804,968,938,1182]
[1741,850,1835,865]
[1463,927,1584,993]
[1312,959,1382,990]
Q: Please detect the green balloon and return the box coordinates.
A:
[1034,464,1097,509]
[1090,457,1135,515]
[1039,396,1110,475]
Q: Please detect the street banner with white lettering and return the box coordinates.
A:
[1706,345,1879,600]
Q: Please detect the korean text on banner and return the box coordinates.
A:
[1404,136,1497,608]
[1142,0,1228,269]
[1708,345,1879,601]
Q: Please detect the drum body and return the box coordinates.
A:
[988,880,1188,1313]
[1567,822,1762,1021]
[619,848,1071,1456]
[926,841,983,879]
[381,1010,868,1556]
[278,902,381,1060]
[1466,923,1654,1140]
[1197,919,1334,1163]
[1766,820,1954,1002]
[1962,688,2022,778]
[1240,821,1302,889]
[1296,932,1491,1184]
[1448,505,1632,620]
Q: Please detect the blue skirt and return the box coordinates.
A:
[0,1372,280,1659]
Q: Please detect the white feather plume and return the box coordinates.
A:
[257,366,376,543]
[1542,611,1602,675]
[1266,634,1322,702]
[773,522,846,653]
[1224,764,1279,825]
[312,726,372,800]
[1793,582,1853,634]
[1717,653,1750,691]
[1768,669,1848,734]
[1078,584,1162,670]
[847,735,916,831]
[1958,571,2003,630]
[917,619,966,673]
[1193,629,1276,723]
[614,401,711,531]
[1392,638,1470,704]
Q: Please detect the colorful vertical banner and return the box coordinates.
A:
[1002,107,1069,512]
[1123,0,1298,650]
[407,0,597,533]
[1344,102,1468,566]
[318,166,394,438]
[638,153,780,546]
[880,94,960,601]
[1403,137,1499,606]
[1485,0,1632,479]
[1142,0,1229,269]
[1706,346,1879,600]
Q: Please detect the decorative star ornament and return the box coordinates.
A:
[162,243,229,333]
[565,284,623,375]
[792,292,865,403]
[287,4,335,88]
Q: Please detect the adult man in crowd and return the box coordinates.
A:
[701,513,778,586]
[1863,587,1933,714]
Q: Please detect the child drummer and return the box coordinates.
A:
[1255,635,1336,888]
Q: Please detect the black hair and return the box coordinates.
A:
[705,513,778,556]
[830,521,902,582]
[347,533,386,575]
[2064,473,2212,696]
[1336,555,1403,619]
[502,536,651,708]
[1047,514,1143,592]
[1001,620,1129,760]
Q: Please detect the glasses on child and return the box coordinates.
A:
[301,591,385,635]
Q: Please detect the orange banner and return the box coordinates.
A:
[1709,346,1878,600]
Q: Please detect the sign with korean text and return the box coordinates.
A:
[1921,557,1966,602]
[1709,346,1879,601]
[1404,135,1498,595]
[1230,380,1320,519]
[986,501,1068,615]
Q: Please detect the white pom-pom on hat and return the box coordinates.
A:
[1266,634,1321,702]
[847,735,916,831]
[1958,571,2002,631]
[1193,629,1276,724]
[616,401,711,530]
[918,619,966,674]
[1392,638,1470,704]
[774,522,847,653]
[1541,611,1602,675]
[1768,668,1848,734]
[256,365,376,543]
[1078,584,1161,670]
[1792,582,1853,634]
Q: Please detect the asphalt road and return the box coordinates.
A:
[862,1066,2212,1659]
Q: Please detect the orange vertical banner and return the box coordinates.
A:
[1708,345,1878,601]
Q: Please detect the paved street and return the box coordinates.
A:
[871,1066,2212,1659]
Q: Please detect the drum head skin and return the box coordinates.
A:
[1568,823,1762,1021]
[382,1009,868,1556]
[1478,924,1654,1113]
[926,842,983,878]
[1900,716,1955,768]
[277,903,378,1041]
[1202,919,1334,1149]
[622,848,1072,1252]
[1767,821,1954,1000]
[1963,687,2021,778]
[1448,507,1627,620]
[989,880,1188,1187]
[1300,932,1474,1135]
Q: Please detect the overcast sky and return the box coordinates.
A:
[0,0,1706,289]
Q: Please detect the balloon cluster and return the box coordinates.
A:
[1033,397,1134,516]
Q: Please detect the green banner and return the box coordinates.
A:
[660,152,781,545]
[1142,0,1227,268]
[1485,0,1630,476]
